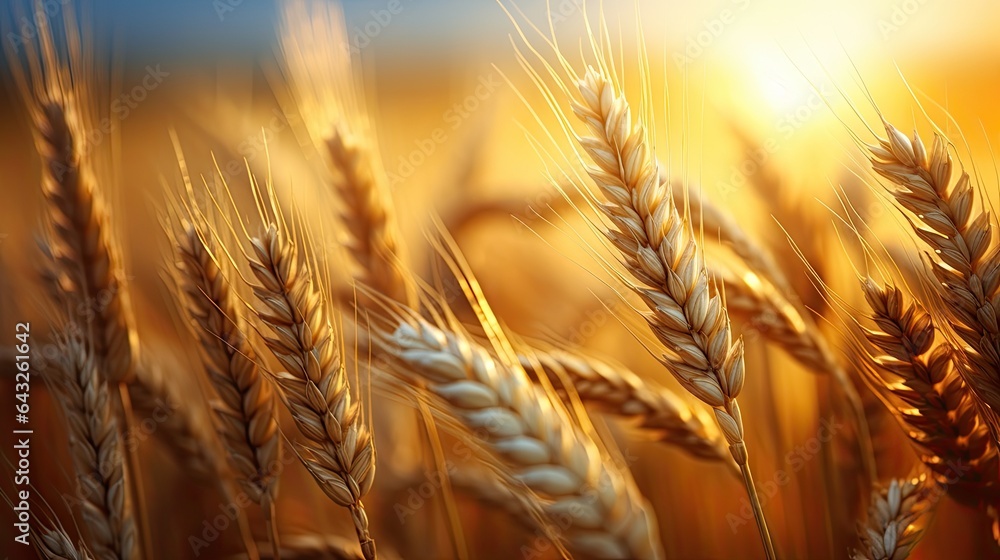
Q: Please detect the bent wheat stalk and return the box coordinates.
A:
[243,224,377,560]
[569,66,775,558]
[52,337,137,560]
[377,317,664,559]
[852,475,935,560]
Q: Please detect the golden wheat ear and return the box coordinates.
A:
[852,279,1000,508]
[7,3,136,386]
[851,475,936,560]
[863,119,1000,438]
[199,165,378,559]
[520,342,735,468]
[35,526,95,560]
[371,313,664,559]
[244,223,377,560]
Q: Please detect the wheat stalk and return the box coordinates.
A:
[243,223,377,560]
[856,279,1000,506]
[867,120,1000,428]
[52,337,137,560]
[521,345,732,465]
[569,66,774,558]
[377,316,663,559]
[852,475,935,560]
[174,220,284,553]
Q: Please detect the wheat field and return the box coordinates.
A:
[2,0,1000,558]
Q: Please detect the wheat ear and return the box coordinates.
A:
[30,87,134,385]
[52,337,137,560]
[14,17,154,556]
[571,67,774,558]
[522,346,732,465]
[175,221,283,552]
[325,126,413,305]
[277,0,414,306]
[244,224,377,560]
[379,316,663,559]
[867,120,1000,426]
[852,475,935,560]
[857,279,999,506]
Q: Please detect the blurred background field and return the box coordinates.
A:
[2,0,1000,558]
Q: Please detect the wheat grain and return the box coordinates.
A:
[852,475,935,560]
[243,224,377,560]
[857,279,1000,506]
[378,316,664,559]
[52,337,137,560]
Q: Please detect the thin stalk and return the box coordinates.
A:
[739,459,776,560]
[265,498,280,560]
[117,382,152,560]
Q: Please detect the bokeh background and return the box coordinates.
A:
[2,0,1000,558]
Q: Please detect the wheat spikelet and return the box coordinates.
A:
[37,528,94,560]
[852,475,935,560]
[857,279,1000,506]
[52,337,137,560]
[277,0,413,306]
[521,346,732,465]
[174,222,282,507]
[867,120,1000,424]
[378,316,663,559]
[243,223,377,560]
[569,66,774,557]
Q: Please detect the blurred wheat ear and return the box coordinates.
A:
[51,336,137,560]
